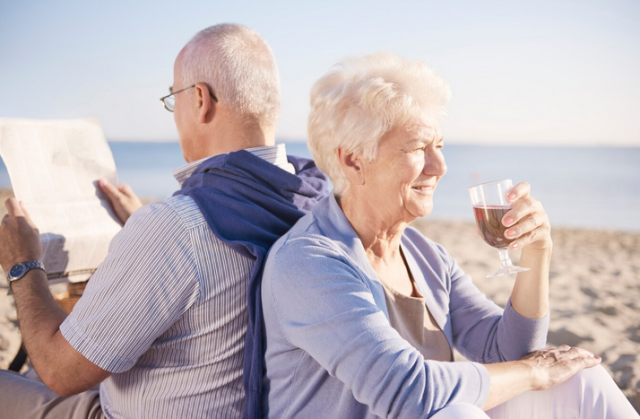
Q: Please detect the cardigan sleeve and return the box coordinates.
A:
[264,234,491,418]
[437,242,550,363]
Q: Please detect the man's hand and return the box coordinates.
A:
[0,198,42,273]
[99,178,143,224]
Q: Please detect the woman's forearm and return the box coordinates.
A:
[510,247,552,319]
[482,361,534,410]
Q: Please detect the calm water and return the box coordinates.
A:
[1,142,638,232]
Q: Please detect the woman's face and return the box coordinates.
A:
[360,123,447,223]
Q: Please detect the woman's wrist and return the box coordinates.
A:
[519,359,542,391]
[522,239,553,255]
[482,360,538,409]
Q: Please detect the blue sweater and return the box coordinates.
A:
[261,194,549,418]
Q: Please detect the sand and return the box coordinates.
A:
[0,189,638,411]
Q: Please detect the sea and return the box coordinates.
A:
[1,142,639,232]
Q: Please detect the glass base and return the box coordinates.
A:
[486,265,529,278]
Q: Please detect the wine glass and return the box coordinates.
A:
[469,179,529,277]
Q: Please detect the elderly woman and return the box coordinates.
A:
[260,53,637,418]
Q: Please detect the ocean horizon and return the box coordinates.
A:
[1,141,639,233]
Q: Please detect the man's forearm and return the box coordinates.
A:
[510,247,552,319]
[1,198,110,395]
[10,269,69,377]
[10,270,111,396]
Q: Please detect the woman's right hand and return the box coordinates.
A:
[483,345,601,410]
[520,345,601,391]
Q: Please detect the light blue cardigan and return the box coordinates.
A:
[261,195,549,418]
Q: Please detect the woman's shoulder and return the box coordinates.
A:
[270,213,341,259]
[401,226,460,291]
[402,226,452,261]
[263,225,373,315]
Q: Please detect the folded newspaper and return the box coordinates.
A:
[0,118,122,283]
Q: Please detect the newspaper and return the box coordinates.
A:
[0,118,122,284]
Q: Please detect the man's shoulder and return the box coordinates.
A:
[130,194,207,231]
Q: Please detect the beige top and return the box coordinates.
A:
[379,279,452,362]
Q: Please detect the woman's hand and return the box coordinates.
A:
[99,178,143,224]
[521,345,601,391]
[502,182,552,252]
[483,345,601,410]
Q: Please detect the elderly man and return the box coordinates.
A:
[0,24,328,418]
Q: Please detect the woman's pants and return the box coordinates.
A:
[432,365,638,419]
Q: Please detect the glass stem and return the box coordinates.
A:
[498,248,513,269]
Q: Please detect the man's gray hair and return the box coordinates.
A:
[180,23,281,129]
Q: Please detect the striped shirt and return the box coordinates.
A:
[60,144,293,419]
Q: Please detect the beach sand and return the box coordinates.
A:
[0,189,638,411]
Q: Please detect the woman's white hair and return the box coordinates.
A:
[308,52,451,197]
[180,23,281,129]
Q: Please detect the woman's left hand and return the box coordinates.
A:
[502,182,552,252]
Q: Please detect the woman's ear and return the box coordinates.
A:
[195,82,215,123]
[336,147,365,186]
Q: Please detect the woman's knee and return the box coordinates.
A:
[570,364,617,391]
[431,403,490,419]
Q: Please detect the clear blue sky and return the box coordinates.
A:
[1,0,638,146]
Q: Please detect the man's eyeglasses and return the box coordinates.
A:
[159,84,218,112]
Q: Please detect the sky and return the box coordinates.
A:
[1,0,639,146]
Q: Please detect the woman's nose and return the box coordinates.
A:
[425,149,447,177]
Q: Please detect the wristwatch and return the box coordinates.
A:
[6,261,46,284]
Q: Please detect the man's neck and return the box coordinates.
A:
[189,124,276,162]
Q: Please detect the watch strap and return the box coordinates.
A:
[24,261,45,273]
[7,260,46,283]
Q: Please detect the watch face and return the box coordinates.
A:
[9,264,27,279]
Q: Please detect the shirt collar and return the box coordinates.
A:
[173,143,295,186]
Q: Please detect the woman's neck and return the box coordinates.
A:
[338,192,410,261]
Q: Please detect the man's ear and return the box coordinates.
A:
[195,82,215,123]
[336,147,365,186]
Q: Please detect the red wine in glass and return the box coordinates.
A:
[473,205,514,249]
[469,179,529,277]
